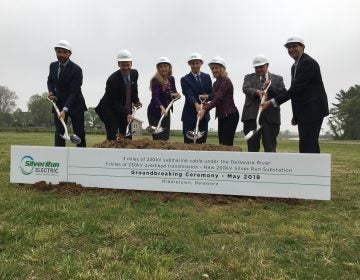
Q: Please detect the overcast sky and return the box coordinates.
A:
[1,0,359,132]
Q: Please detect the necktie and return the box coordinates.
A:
[196,74,203,92]
[125,77,132,114]
[58,64,64,80]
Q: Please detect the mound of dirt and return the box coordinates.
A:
[94,138,242,151]
[29,181,300,205]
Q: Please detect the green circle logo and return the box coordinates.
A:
[20,155,34,175]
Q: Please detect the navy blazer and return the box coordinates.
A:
[180,72,213,124]
[275,53,329,125]
[95,69,140,125]
[47,60,87,114]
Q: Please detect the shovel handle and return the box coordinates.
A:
[155,94,181,130]
[47,96,69,139]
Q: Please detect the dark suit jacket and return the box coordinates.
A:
[203,76,238,119]
[47,60,87,114]
[241,72,286,125]
[95,69,140,125]
[275,53,329,125]
[180,72,213,125]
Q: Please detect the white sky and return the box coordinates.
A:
[1,0,359,132]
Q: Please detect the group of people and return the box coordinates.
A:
[47,35,329,153]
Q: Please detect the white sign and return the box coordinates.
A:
[10,146,68,183]
[10,145,331,200]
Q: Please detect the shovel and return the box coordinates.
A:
[186,96,207,143]
[47,96,82,145]
[244,80,272,140]
[125,104,142,137]
[146,93,181,134]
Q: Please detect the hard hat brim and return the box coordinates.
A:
[208,62,226,68]
[188,58,203,63]
[54,46,72,52]
[157,62,171,66]
[253,62,268,67]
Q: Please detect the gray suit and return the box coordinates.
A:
[241,72,286,152]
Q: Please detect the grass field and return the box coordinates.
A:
[0,132,359,279]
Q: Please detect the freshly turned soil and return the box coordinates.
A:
[94,138,242,152]
[28,181,300,205]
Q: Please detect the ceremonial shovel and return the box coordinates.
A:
[244,80,272,140]
[186,96,207,143]
[47,96,82,145]
[146,94,181,134]
[125,104,142,137]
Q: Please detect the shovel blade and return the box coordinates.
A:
[153,127,164,134]
[146,126,164,134]
[244,126,262,141]
[186,130,205,141]
[244,131,254,140]
[146,126,156,134]
[186,131,196,140]
[197,131,205,138]
[70,134,82,145]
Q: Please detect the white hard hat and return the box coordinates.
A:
[208,56,226,68]
[117,49,132,62]
[157,56,171,65]
[188,52,203,62]
[284,35,305,47]
[252,54,269,67]
[54,40,72,52]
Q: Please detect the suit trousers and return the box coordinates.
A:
[243,119,260,152]
[105,113,131,140]
[183,120,208,144]
[147,112,170,141]
[243,120,280,152]
[54,112,86,147]
[218,112,239,146]
[298,119,323,153]
[261,123,280,152]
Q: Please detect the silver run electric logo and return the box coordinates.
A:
[20,155,60,176]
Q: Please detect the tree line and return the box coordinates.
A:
[0,86,102,129]
[0,84,359,139]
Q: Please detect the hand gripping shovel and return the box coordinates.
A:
[186,96,207,143]
[146,94,181,134]
[244,80,272,140]
[125,104,142,137]
[47,96,81,145]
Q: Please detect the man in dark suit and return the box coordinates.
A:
[95,49,142,140]
[262,36,329,153]
[47,40,87,147]
[181,53,213,143]
[241,54,286,152]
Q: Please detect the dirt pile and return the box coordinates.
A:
[94,138,242,151]
[29,181,300,205]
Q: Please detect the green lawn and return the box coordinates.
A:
[0,132,359,279]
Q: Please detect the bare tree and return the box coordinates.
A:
[0,85,18,114]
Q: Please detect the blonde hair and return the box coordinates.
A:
[219,66,228,77]
[209,64,228,78]
[150,64,173,89]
